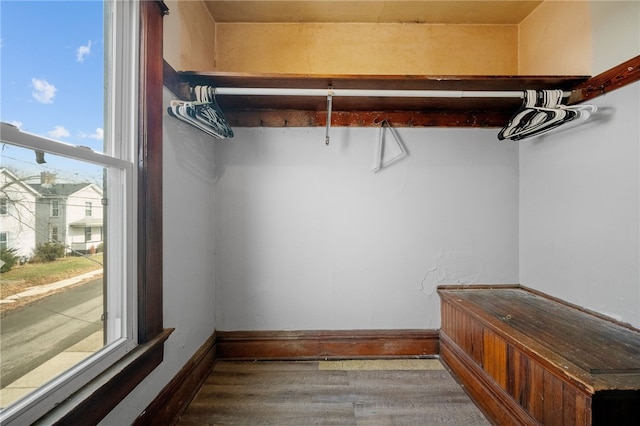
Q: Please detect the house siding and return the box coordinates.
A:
[0,169,37,258]
[32,184,104,255]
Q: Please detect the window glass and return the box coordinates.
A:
[0,1,136,421]
[51,200,59,217]
[50,226,59,243]
[0,144,114,408]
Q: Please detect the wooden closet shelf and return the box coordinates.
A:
[164,57,640,128]
[165,65,590,128]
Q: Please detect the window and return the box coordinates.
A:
[1,1,165,423]
[0,0,170,424]
[0,232,7,251]
[0,198,7,215]
[85,201,93,217]
[50,226,59,244]
[84,227,92,243]
[50,200,59,217]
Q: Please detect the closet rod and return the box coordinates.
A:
[213,87,571,98]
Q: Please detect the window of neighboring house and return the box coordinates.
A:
[0,198,7,215]
[51,200,59,217]
[50,226,59,244]
[0,232,7,251]
[84,227,92,243]
[0,1,166,424]
[85,201,92,217]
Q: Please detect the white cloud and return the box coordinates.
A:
[88,128,103,140]
[32,78,57,104]
[76,40,92,62]
[79,128,104,141]
[9,121,23,129]
[48,125,70,139]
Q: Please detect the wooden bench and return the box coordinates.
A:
[438,285,640,426]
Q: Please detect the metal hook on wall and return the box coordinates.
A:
[325,87,333,145]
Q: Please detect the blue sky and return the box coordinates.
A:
[1,0,104,182]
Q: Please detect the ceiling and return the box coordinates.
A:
[203,0,545,24]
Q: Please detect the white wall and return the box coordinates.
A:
[214,127,519,330]
[589,0,640,75]
[99,88,217,425]
[519,81,640,328]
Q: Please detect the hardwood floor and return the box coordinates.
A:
[177,359,490,425]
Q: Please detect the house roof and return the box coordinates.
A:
[29,183,93,198]
[0,167,42,197]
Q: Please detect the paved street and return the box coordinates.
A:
[0,279,103,388]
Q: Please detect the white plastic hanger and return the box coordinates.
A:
[372,120,407,172]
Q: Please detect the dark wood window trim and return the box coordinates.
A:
[35,1,170,424]
[137,0,166,343]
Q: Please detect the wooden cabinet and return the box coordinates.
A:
[438,285,640,426]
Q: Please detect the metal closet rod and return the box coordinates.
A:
[212,87,571,98]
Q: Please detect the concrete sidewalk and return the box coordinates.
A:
[0,331,104,408]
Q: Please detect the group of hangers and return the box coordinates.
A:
[498,89,596,141]
[167,85,234,139]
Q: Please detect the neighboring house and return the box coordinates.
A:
[65,184,105,254]
[0,168,103,257]
[30,173,104,255]
[0,168,39,258]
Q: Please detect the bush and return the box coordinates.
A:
[0,247,20,272]
[33,242,65,262]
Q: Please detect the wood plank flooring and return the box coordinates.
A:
[177,359,490,425]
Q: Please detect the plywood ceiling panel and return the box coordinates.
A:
[204,0,544,24]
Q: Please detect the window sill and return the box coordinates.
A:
[35,328,174,425]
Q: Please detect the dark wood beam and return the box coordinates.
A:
[224,109,513,128]
[569,55,640,104]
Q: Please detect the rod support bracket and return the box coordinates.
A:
[325,87,334,145]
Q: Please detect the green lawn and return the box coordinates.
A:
[1,254,104,287]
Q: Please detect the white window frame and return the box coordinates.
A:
[0,1,139,424]
[0,197,7,215]
[85,201,93,217]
